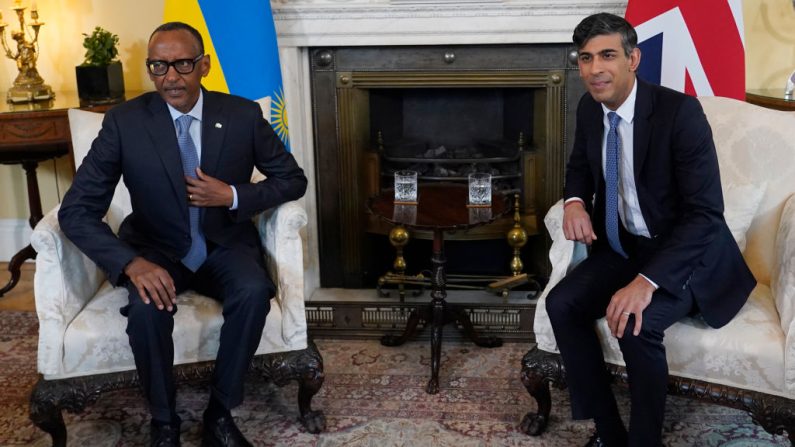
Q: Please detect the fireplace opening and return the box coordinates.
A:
[310,45,581,289]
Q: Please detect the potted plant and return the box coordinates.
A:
[75,26,125,106]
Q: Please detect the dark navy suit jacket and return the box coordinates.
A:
[59,89,308,287]
[564,78,755,328]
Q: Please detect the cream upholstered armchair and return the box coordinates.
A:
[28,109,325,446]
[521,96,795,444]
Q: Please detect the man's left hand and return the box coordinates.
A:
[186,167,234,207]
[606,275,656,338]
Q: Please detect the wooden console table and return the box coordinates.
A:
[0,91,139,297]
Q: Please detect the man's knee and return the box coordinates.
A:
[545,284,576,325]
[123,294,176,337]
[226,277,273,316]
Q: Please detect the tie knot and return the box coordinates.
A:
[176,114,193,134]
[607,111,620,129]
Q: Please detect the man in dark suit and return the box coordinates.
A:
[545,13,756,447]
[59,22,307,447]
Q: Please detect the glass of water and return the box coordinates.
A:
[394,170,418,204]
[468,173,492,207]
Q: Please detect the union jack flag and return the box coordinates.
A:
[625,0,745,100]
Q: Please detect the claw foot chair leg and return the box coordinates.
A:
[252,340,326,433]
[520,347,567,436]
[29,381,67,447]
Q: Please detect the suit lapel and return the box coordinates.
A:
[145,95,189,220]
[200,90,227,177]
[586,99,604,185]
[633,79,653,178]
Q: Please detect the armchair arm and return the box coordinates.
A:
[255,200,308,344]
[774,195,795,391]
[533,199,589,352]
[30,204,106,375]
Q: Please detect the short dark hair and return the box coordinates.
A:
[573,13,637,57]
[150,22,204,55]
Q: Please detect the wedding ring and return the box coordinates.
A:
[189,194,193,201]
[621,311,631,317]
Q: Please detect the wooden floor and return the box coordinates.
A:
[0,262,35,312]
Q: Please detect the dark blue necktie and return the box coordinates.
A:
[605,112,628,258]
[176,114,207,271]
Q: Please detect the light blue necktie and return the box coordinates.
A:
[605,112,628,258]
[176,114,207,271]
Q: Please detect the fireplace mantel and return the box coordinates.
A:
[272,1,625,46]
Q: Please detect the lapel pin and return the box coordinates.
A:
[215,122,222,128]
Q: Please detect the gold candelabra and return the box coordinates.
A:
[0,1,53,103]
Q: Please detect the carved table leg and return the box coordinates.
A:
[453,305,503,348]
[381,306,426,347]
[0,244,35,297]
[1,160,45,297]
[519,347,566,436]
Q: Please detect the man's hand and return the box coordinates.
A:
[186,167,234,207]
[124,257,177,311]
[606,275,656,338]
[562,201,597,245]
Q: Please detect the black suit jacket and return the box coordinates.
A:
[59,89,308,287]
[564,79,755,328]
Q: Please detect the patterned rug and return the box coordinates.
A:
[1,310,789,446]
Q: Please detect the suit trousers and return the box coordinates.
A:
[545,243,695,447]
[120,242,274,423]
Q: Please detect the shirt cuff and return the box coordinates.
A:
[564,197,585,206]
[229,185,239,210]
[639,273,659,290]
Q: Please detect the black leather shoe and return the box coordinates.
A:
[202,410,253,447]
[584,433,607,447]
[150,420,181,447]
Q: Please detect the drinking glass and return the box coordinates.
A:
[394,170,418,204]
[467,172,492,206]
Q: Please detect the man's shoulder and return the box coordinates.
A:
[105,91,160,118]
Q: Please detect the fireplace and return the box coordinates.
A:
[310,45,583,289]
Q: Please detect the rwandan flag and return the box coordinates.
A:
[163,0,290,150]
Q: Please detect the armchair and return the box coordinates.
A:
[520,96,795,443]
[28,109,325,446]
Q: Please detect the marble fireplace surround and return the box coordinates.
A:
[270,0,625,298]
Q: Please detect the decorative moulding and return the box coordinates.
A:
[271,0,627,47]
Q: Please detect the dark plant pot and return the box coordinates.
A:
[75,61,125,106]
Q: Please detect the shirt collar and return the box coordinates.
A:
[601,78,637,125]
[167,90,203,123]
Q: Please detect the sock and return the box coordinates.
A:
[205,394,231,420]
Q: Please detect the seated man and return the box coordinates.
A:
[545,13,755,447]
[58,22,307,447]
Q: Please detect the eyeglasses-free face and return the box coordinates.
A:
[146,54,205,76]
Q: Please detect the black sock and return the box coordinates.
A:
[206,394,231,419]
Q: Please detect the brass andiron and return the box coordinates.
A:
[506,193,528,276]
[0,1,54,103]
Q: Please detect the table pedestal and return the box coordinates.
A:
[0,160,44,297]
[381,229,503,394]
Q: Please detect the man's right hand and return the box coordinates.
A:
[123,257,177,311]
[562,201,597,245]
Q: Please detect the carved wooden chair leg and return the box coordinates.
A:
[746,393,795,446]
[251,340,326,433]
[519,347,567,436]
[29,379,68,447]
